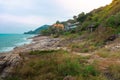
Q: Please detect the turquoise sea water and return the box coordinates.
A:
[0,34,35,53]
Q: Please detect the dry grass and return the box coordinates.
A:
[5,49,106,80]
[96,48,120,59]
[69,41,98,53]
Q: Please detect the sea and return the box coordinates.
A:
[0,34,35,53]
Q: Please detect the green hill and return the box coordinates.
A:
[5,1,120,80]
[43,0,120,37]
[79,0,120,31]
[24,25,49,34]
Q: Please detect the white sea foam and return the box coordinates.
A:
[0,47,14,53]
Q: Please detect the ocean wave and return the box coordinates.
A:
[0,47,14,53]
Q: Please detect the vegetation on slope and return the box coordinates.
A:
[5,0,120,80]
[5,48,120,80]
[5,50,107,80]
[41,0,120,38]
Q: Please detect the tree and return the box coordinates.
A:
[77,12,86,23]
[56,20,60,24]
[73,16,77,21]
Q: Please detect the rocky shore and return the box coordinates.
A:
[0,36,61,79]
[1,35,120,79]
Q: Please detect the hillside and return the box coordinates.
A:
[80,0,120,31]
[4,0,120,80]
[40,0,120,43]
[24,25,49,34]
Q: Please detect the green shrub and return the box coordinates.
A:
[58,58,81,76]
[7,50,105,80]
[82,65,99,77]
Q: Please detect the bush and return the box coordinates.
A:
[58,58,81,76]
[7,50,106,80]
[82,65,99,77]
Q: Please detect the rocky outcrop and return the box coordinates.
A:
[0,36,62,79]
[12,36,62,54]
[0,53,22,79]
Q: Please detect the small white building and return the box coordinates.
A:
[65,22,79,30]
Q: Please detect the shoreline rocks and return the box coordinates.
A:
[0,36,61,79]
[0,53,22,79]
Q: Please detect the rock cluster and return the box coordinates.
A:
[0,36,61,79]
[0,53,22,79]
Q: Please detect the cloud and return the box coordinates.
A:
[0,13,68,28]
[54,0,112,14]
[0,0,70,18]
[0,0,34,10]
[0,0,112,33]
[0,14,50,25]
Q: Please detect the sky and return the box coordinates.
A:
[0,0,112,33]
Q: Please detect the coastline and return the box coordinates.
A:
[0,35,61,79]
[0,34,35,53]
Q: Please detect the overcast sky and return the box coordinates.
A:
[0,0,112,33]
